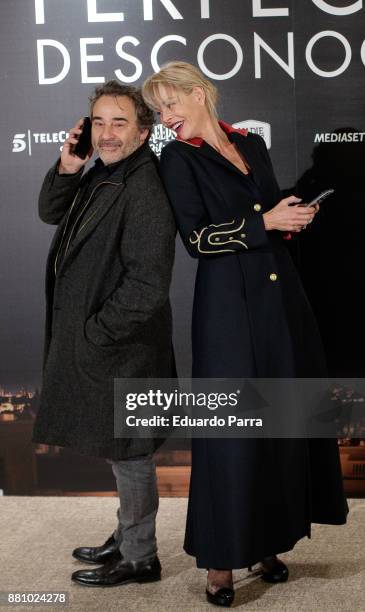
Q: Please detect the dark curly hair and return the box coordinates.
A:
[89,80,155,134]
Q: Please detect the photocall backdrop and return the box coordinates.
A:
[0,1,364,494]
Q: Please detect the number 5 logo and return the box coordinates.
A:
[12,134,27,152]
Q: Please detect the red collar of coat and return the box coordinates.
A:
[176,120,248,147]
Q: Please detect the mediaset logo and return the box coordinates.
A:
[314,131,365,143]
[233,120,271,149]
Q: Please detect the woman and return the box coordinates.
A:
[142,62,349,607]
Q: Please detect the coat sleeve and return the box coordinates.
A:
[84,167,176,346]
[38,159,83,225]
[160,143,268,258]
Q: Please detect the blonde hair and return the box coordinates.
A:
[142,61,218,118]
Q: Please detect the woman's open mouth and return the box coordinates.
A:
[171,121,184,135]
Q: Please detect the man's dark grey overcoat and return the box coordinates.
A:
[32,144,176,460]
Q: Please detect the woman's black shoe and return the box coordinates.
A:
[205,587,235,607]
[260,556,289,583]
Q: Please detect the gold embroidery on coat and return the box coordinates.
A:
[189,218,248,254]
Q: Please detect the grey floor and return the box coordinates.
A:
[0,497,364,611]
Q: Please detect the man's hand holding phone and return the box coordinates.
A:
[58,118,93,175]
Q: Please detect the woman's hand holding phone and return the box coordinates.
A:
[263,196,318,233]
[58,118,94,175]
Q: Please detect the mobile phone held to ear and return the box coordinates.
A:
[73,116,92,159]
[299,189,335,207]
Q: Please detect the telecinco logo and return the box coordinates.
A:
[232,120,271,149]
[12,130,69,155]
[12,124,174,157]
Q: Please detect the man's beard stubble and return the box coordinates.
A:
[96,135,142,163]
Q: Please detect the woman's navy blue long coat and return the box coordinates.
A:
[160,122,348,569]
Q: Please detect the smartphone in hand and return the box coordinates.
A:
[299,189,335,207]
[284,189,335,240]
[73,117,92,159]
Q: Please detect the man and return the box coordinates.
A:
[32,81,176,587]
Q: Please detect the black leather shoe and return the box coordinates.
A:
[206,587,235,607]
[260,556,289,583]
[72,534,120,564]
[71,555,161,587]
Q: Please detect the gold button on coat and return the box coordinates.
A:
[270,273,278,281]
[254,203,262,212]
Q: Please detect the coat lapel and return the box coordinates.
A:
[56,181,125,274]
[197,141,249,181]
[55,145,154,274]
[179,124,266,191]
[228,132,266,190]
[176,119,251,179]
[191,133,265,203]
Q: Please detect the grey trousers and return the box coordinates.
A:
[106,454,159,563]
